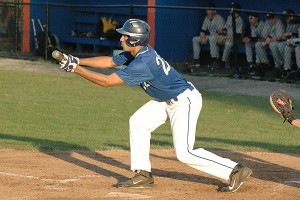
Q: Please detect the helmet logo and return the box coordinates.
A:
[130,21,140,27]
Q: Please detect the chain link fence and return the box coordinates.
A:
[0,1,22,52]
[0,1,300,80]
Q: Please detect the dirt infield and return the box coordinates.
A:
[0,149,299,200]
[0,58,299,199]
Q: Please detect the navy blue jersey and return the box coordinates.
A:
[113,45,191,101]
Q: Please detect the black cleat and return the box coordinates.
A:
[221,164,252,192]
[116,170,154,188]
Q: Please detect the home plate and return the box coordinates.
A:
[104,192,152,199]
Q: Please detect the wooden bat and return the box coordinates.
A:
[51,50,67,61]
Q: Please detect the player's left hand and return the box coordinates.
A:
[60,54,79,72]
[270,89,296,124]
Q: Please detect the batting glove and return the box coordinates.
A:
[60,54,79,72]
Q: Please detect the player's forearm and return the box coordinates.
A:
[75,66,111,87]
[79,56,117,69]
[75,66,123,87]
[291,119,300,129]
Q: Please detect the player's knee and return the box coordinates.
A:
[129,113,147,129]
[209,35,217,42]
[269,43,276,48]
[225,42,233,48]
[192,36,199,44]
[129,114,138,126]
[175,151,192,164]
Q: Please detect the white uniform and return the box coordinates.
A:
[192,14,225,60]
[261,17,285,68]
[114,45,238,181]
[220,15,245,63]
[293,27,300,69]
[283,23,299,70]
[245,21,266,64]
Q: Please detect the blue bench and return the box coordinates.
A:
[59,9,146,55]
[60,10,126,55]
[60,35,120,54]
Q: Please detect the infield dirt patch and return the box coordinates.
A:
[0,149,299,200]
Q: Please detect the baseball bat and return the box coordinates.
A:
[52,50,67,61]
[31,19,38,50]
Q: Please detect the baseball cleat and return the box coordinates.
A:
[116,170,154,188]
[221,164,252,192]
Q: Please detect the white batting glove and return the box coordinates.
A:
[60,54,79,72]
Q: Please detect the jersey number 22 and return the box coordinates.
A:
[155,53,171,75]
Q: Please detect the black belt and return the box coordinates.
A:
[165,85,194,105]
[165,99,177,105]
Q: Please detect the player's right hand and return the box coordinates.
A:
[60,54,79,72]
[200,37,208,45]
[242,37,250,43]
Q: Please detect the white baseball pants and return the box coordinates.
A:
[192,35,221,60]
[129,86,237,181]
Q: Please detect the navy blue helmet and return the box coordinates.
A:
[116,19,151,47]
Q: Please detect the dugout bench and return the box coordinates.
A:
[59,9,146,55]
[60,35,120,55]
[59,10,123,55]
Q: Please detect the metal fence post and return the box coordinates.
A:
[231,8,238,74]
[14,1,18,52]
[45,2,49,60]
[130,4,134,18]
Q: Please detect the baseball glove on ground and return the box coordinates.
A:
[270,89,296,124]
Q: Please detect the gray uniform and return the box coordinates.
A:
[294,27,300,69]
[283,23,299,70]
[220,15,245,62]
[192,14,225,59]
[245,21,266,64]
[260,17,285,68]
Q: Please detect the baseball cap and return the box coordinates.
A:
[208,3,216,8]
[248,12,259,19]
[282,8,295,16]
[266,10,275,19]
[229,2,241,9]
[207,3,216,10]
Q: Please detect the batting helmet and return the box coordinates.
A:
[116,19,150,47]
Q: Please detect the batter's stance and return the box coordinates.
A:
[59,19,252,192]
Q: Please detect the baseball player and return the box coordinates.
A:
[59,19,252,192]
[295,37,300,70]
[242,12,267,74]
[192,3,225,68]
[287,22,300,75]
[282,9,299,76]
[216,2,245,68]
[259,11,285,76]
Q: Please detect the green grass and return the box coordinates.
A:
[0,68,299,153]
